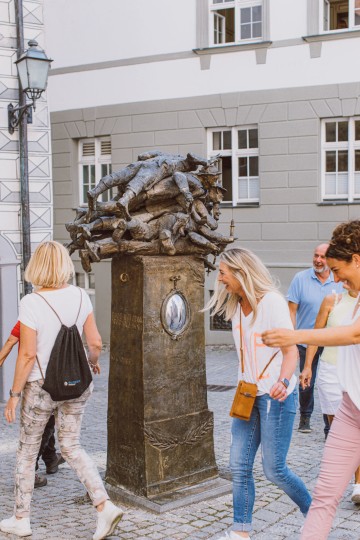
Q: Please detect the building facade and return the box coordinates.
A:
[44,0,360,344]
[0,0,52,400]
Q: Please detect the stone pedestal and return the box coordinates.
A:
[106,255,229,510]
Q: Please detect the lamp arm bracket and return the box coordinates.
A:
[8,102,34,134]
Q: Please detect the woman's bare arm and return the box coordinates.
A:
[83,312,102,374]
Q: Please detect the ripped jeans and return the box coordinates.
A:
[230,389,311,533]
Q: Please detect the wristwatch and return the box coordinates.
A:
[9,389,21,398]
[279,378,289,389]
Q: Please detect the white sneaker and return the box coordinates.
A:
[351,483,360,503]
[93,500,124,540]
[0,515,32,537]
[218,532,251,540]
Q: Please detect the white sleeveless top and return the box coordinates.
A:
[337,295,360,410]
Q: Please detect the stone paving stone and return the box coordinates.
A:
[1,348,359,539]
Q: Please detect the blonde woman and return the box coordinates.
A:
[0,241,123,540]
[207,248,311,540]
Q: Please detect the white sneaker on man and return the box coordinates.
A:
[0,515,32,537]
[351,483,360,503]
[218,531,250,540]
[93,500,124,540]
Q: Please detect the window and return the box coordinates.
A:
[209,291,232,331]
[75,271,96,310]
[322,118,360,201]
[209,0,263,46]
[208,126,259,205]
[322,0,360,31]
[79,138,113,205]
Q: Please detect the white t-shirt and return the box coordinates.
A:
[232,290,296,396]
[19,285,93,382]
[337,302,360,411]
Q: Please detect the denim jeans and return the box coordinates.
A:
[298,345,323,418]
[230,389,312,532]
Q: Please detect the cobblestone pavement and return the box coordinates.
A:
[1,346,360,540]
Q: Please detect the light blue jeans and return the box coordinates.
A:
[230,389,311,532]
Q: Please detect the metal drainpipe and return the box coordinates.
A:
[15,0,32,295]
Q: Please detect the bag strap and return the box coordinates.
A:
[36,356,45,381]
[34,287,83,326]
[239,305,280,381]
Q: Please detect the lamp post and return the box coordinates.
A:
[9,0,52,295]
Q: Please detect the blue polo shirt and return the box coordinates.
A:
[287,268,343,340]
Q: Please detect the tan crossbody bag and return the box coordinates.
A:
[230,308,279,421]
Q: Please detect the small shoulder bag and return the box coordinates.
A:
[230,307,279,421]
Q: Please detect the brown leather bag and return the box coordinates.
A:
[230,307,279,421]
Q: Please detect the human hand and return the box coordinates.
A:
[4,396,20,423]
[269,381,288,402]
[90,362,101,375]
[262,329,297,348]
[299,367,312,389]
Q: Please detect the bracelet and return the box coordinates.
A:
[9,389,22,398]
[89,361,99,367]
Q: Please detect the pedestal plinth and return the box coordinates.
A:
[106,255,230,511]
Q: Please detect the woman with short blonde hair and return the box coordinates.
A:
[0,240,124,540]
[209,248,311,540]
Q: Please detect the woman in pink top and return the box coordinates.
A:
[263,220,360,540]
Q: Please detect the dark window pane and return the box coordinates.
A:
[338,121,348,142]
[241,7,251,23]
[249,129,258,148]
[238,130,247,149]
[355,150,360,171]
[223,8,235,43]
[239,157,248,177]
[326,151,336,172]
[252,5,262,21]
[76,272,85,288]
[91,164,96,184]
[223,130,232,149]
[355,121,360,141]
[101,164,108,177]
[249,156,258,176]
[355,8,360,26]
[83,184,88,203]
[88,274,95,289]
[220,156,232,202]
[213,132,221,150]
[83,165,89,183]
[253,22,262,38]
[241,24,251,39]
[338,150,348,172]
[325,122,336,142]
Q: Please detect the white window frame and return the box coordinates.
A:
[209,0,263,47]
[78,137,112,206]
[74,271,96,310]
[321,117,360,202]
[320,0,360,32]
[207,126,259,205]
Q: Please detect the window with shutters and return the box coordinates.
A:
[207,126,259,205]
[322,118,360,202]
[78,138,113,205]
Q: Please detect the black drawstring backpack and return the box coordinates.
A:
[35,288,92,401]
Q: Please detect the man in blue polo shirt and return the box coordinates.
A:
[287,243,343,434]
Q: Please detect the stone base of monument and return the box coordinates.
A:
[105,476,231,513]
[106,254,230,513]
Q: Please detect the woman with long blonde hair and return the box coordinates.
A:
[209,248,311,540]
[0,241,123,540]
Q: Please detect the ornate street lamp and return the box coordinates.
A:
[8,39,53,134]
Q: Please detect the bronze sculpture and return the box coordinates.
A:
[66,151,235,272]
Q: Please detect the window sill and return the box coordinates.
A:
[318,201,360,206]
[193,41,272,55]
[303,29,360,43]
[221,202,260,208]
